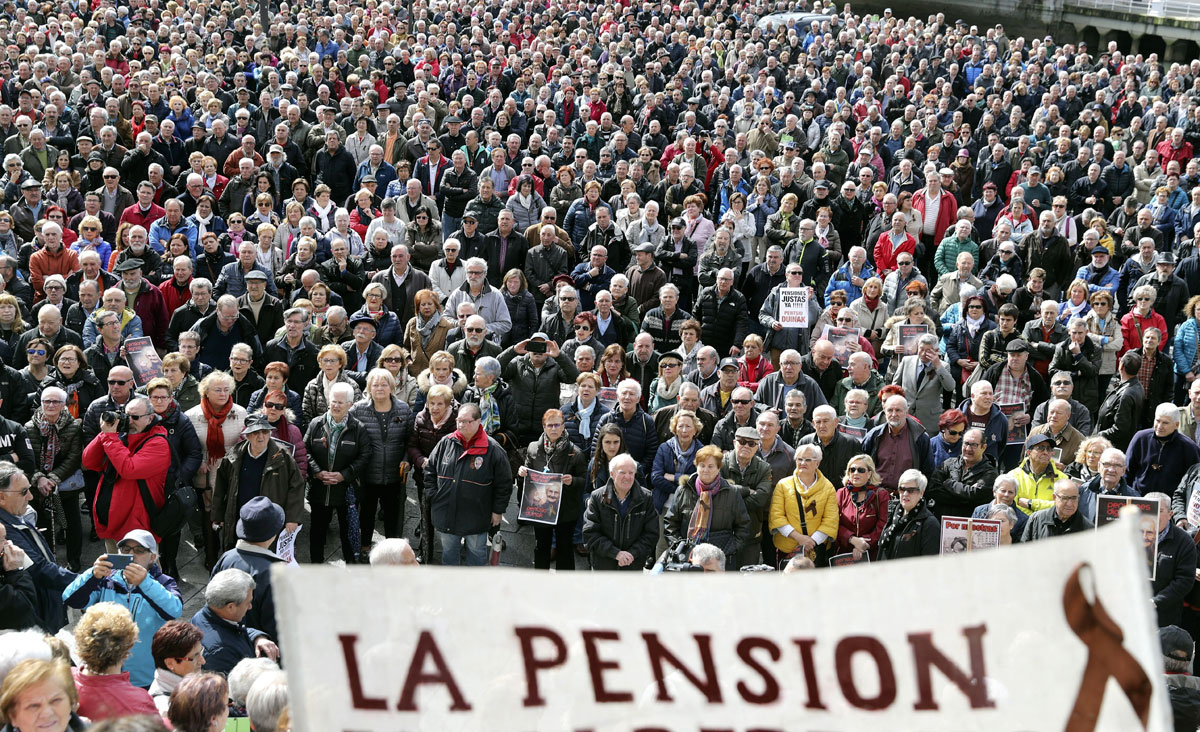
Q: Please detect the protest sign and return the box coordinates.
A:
[838,424,867,440]
[829,551,869,566]
[125,336,163,387]
[519,470,563,525]
[939,517,1002,554]
[998,402,1026,445]
[821,325,860,366]
[896,323,929,357]
[274,520,1170,732]
[778,287,809,328]
[1096,495,1160,580]
[598,387,618,410]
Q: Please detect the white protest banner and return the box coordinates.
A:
[778,287,809,328]
[273,521,1169,732]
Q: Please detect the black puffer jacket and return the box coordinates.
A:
[522,434,587,525]
[663,475,752,569]
[498,347,580,441]
[503,289,539,348]
[926,455,998,519]
[349,395,413,485]
[582,481,659,570]
[303,414,372,507]
[877,500,940,560]
[692,284,751,356]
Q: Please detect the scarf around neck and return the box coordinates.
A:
[202,397,234,461]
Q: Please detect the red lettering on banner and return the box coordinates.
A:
[583,630,634,703]
[735,637,781,704]
[338,634,387,710]
[642,632,723,703]
[793,638,828,710]
[835,636,897,710]
[908,625,995,710]
[514,627,567,707]
[395,631,472,712]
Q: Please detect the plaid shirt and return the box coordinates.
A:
[1138,349,1156,395]
[995,365,1033,409]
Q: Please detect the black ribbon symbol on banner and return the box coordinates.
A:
[1062,562,1153,732]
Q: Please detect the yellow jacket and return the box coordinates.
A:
[1010,460,1067,515]
[769,470,839,553]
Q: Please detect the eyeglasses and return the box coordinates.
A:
[966,304,984,310]
[1055,494,1080,502]
[464,327,485,333]
[103,174,117,179]
[544,422,564,429]
[265,401,286,409]
[731,398,751,405]
[229,356,250,364]
[963,441,983,448]
[1135,297,1152,302]
[108,378,130,385]
[466,270,484,276]
[573,324,590,330]
[898,486,922,494]
[319,358,341,365]
[559,296,576,302]
[41,398,64,405]
[82,225,99,231]
[382,357,403,363]
[945,428,965,436]
[0,486,31,495]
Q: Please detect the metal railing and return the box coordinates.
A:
[1066,0,1200,19]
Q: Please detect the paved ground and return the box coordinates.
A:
[67,480,548,623]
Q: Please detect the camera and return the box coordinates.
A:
[101,411,128,432]
[526,340,547,354]
[653,541,703,573]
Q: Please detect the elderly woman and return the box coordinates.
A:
[651,408,703,515]
[462,356,517,450]
[303,344,363,426]
[1120,284,1169,358]
[377,345,420,404]
[186,371,247,568]
[929,409,968,469]
[354,281,402,346]
[507,175,548,231]
[834,454,889,561]
[519,408,587,570]
[404,289,454,376]
[406,383,459,562]
[416,349,468,406]
[561,312,603,362]
[72,603,159,719]
[428,239,465,302]
[496,269,538,348]
[877,469,940,560]
[405,209,443,271]
[881,297,941,363]
[167,672,230,732]
[0,659,84,732]
[769,443,838,566]
[258,389,308,479]
[1067,435,1112,483]
[247,361,303,425]
[663,445,751,570]
[350,368,413,558]
[157,352,200,413]
[971,474,1028,541]
[44,344,103,419]
[643,350,685,413]
[1086,290,1123,396]
[26,386,83,570]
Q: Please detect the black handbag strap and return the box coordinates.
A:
[122,433,169,517]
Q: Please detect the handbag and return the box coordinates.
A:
[791,483,830,566]
[125,434,196,537]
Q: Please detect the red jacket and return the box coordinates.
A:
[873,230,916,278]
[1120,310,1169,357]
[737,354,774,393]
[1156,139,1194,170]
[28,245,79,300]
[118,202,165,230]
[158,276,192,316]
[835,485,890,558]
[911,187,958,243]
[82,426,171,541]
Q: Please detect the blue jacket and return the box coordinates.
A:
[355,160,397,193]
[972,500,1028,540]
[148,217,198,255]
[562,397,611,452]
[955,398,1010,462]
[350,305,402,347]
[1075,264,1119,298]
[212,544,286,642]
[591,406,659,479]
[1174,319,1200,376]
[824,261,875,303]
[1076,474,1138,526]
[563,198,610,247]
[63,566,182,687]
[191,605,267,677]
[0,507,75,631]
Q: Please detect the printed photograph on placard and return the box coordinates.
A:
[998,402,1027,445]
[940,516,1002,554]
[125,336,163,387]
[1095,494,1160,580]
[820,325,861,366]
[519,470,563,525]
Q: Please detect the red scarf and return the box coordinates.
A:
[202,397,234,461]
[864,294,881,310]
[453,426,490,457]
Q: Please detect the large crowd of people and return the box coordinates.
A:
[6,0,1200,727]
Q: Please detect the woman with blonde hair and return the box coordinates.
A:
[302,344,362,425]
[186,371,247,568]
[72,603,158,720]
[0,291,26,350]
[770,443,838,566]
[404,289,454,376]
[416,349,468,405]
[0,659,82,732]
[834,454,889,561]
[1067,435,1112,483]
[376,345,420,403]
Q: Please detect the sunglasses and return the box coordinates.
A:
[464,327,485,333]
[731,399,752,405]
[26,349,46,356]
[848,466,870,474]
[108,378,130,385]
[103,174,117,179]
[945,428,965,436]
[382,356,403,363]
[265,401,286,409]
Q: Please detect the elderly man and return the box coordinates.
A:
[116,257,171,348]
[166,278,215,352]
[1011,433,1070,515]
[425,402,513,566]
[931,251,982,313]
[28,221,79,301]
[237,271,285,348]
[442,257,511,341]
[1031,371,1093,435]
[799,405,862,491]
[370,244,432,327]
[719,426,773,567]
[1127,404,1200,498]
[0,461,75,631]
[191,568,279,675]
[498,332,580,444]
[262,307,321,395]
[194,294,263,370]
[1145,491,1199,628]
[571,245,616,312]
[582,452,659,571]
[368,538,419,566]
[447,313,502,380]
[927,428,997,518]
[1028,398,1085,473]
[212,496,292,642]
[66,250,118,301]
[1021,210,1074,296]
[593,379,660,480]
[801,339,844,403]
[711,387,764,451]
[893,333,953,435]
[653,382,718,443]
[14,307,82,369]
[215,242,277,299]
[693,267,751,356]
[755,348,828,413]
[862,395,935,493]
[833,352,886,418]
[1077,447,1138,525]
[1021,478,1087,541]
